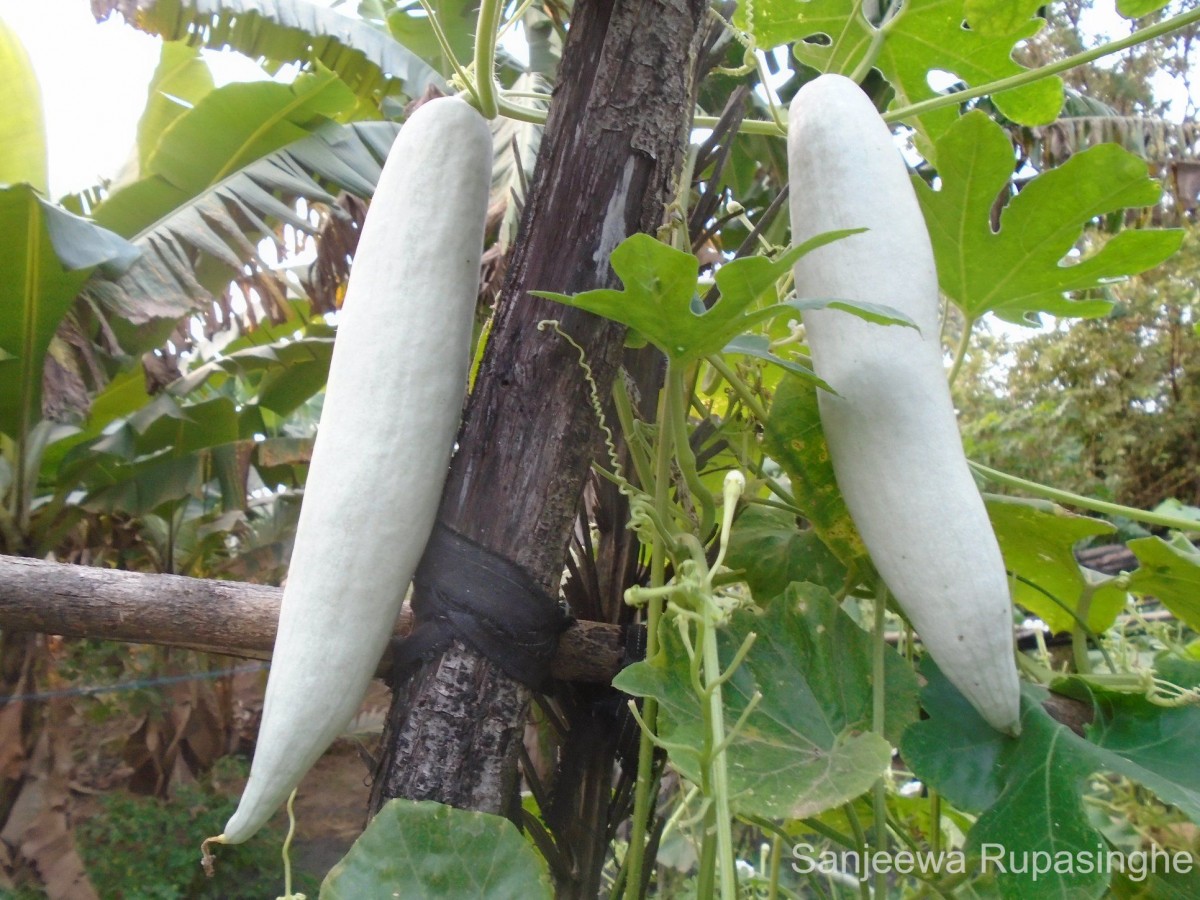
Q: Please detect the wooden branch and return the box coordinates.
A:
[0,557,1099,735]
[0,556,623,685]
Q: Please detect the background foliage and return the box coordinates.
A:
[0,0,1197,896]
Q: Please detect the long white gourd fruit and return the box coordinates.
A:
[786,75,1021,735]
[218,97,492,843]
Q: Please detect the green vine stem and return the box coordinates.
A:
[848,0,900,83]
[842,802,872,900]
[416,0,478,106]
[496,0,540,42]
[700,473,748,899]
[1072,581,1100,675]
[472,0,505,117]
[871,582,889,900]
[767,833,782,899]
[929,789,941,857]
[463,4,1200,139]
[668,366,716,537]
[623,379,675,899]
[971,461,1200,532]
[495,96,551,123]
[945,315,976,386]
[883,4,1200,125]
[704,354,770,423]
[611,378,657,491]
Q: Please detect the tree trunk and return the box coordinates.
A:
[369,0,707,850]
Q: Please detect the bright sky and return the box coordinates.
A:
[0,0,277,198]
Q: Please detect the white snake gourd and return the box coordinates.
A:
[787,75,1021,735]
[217,97,493,843]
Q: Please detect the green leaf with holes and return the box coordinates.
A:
[738,0,1062,145]
[918,111,1184,324]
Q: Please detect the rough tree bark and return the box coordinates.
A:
[369,0,707,836]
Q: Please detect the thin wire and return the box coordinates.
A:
[0,662,269,705]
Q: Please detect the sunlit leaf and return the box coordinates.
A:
[387,0,475,77]
[1126,536,1200,631]
[1116,0,1172,17]
[986,496,1125,634]
[137,42,215,174]
[82,121,399,346]
[0,15,47,194]
[0,186,137,443]
[94,69,360,237]
[918,111,1184,324]
[533,230,906,364]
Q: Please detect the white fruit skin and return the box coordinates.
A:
[221,98,493,842]
[787,75,1021,735]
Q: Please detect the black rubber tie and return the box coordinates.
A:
[392,522,574,689]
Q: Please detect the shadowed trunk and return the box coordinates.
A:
[367,0,708,887]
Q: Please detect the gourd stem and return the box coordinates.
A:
[970,461,1200,532]
[883,5,1200,125]
[501,90,553,101]
[496,96,551,123]
[472,0,505,117]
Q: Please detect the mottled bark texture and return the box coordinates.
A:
[370,0,707,822]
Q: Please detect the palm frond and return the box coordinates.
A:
[93,0,444,102]
[81,120,401,347]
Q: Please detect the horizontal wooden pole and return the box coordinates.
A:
[0,556,623,685]
[0,556,1099,735]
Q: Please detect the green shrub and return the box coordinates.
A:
[76,767,317,900]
